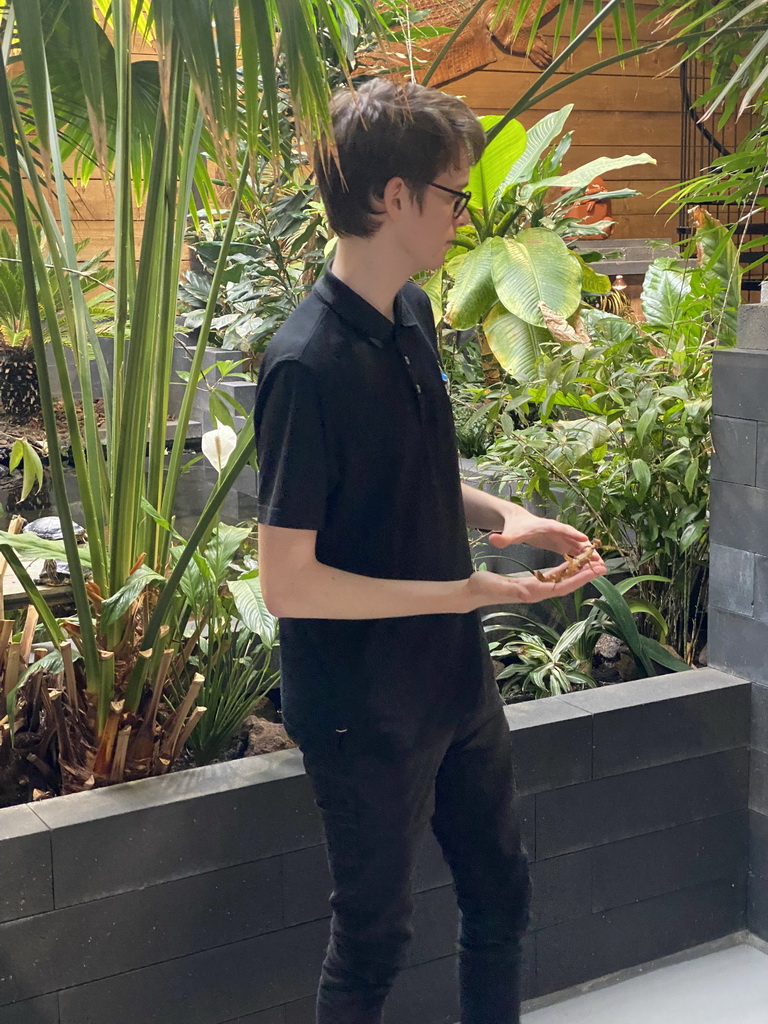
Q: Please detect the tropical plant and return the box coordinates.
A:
[0,0,384,795]
[484,573,688,701]
[482,213,740,663]
[428,1,767,277]
[164,522,279,767]
[463,1,765,127]
[427,106,654,381]
[654,0,768,122]
[180,185,328,353]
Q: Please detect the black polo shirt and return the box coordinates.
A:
[253,266,494,753]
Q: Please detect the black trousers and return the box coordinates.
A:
[301,682,532,1024]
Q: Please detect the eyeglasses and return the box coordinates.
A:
[427,181,472,218]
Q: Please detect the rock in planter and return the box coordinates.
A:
[242,716,296,756]
[592,633,639,684]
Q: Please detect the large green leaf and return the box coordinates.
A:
[574,254,611,295]
[641,635,691,672]
[100,565,167,631]
[483,302,548,380]
[228,573,279,648]
[491,231,582,327]
[204,523,252,583]
[0,530,92,565]
[499,105,573,191]
[14,0,51,160]
[421,268,444,326]
[626,598,668,642]
[519,153,657,203]
[445,242,497,330]
[641,260,692,328]
[469,115,527,216]
[591,575,655,677]
[581,308,642,345]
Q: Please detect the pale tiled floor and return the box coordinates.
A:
[523,944,768,1024]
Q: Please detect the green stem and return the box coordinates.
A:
[422,0,488,87]
[486,0,630,144]
[0,48,101,690]
[159,154,251,544]
[109,99,169,588]
[146,51,184,569]
[0,547,64,645]
[8,58,109,595]
[110,0,135,485]
[147,428,256,652]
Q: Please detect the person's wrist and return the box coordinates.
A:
[459,572,481,614]
[502,509,540,546]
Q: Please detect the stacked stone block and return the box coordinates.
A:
[0,669,748,1024]
[709,299,768,943]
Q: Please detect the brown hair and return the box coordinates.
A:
[314,79,485,239]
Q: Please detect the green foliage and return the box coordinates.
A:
[484,574,686,700]
[468,115,527,216]
[439,106,653,379]
[481,224,741,662]
[169,527,279,766]
[180,185,328,352]
[99,565,167,632]
[653,2,768,277]
[8,437,43,502]
[0,227,111,346]
[0,0,381,787]
[655,0,768,122]
[179,616,279,766]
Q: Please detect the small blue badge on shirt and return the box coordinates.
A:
[440,368,450,394]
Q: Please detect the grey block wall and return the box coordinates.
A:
[709,300,768,944]
[0,668,749,1024]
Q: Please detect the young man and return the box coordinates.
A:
[254,79,605,1024]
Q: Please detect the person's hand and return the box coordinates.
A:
[464,551,607,610]
[488,511,595,559]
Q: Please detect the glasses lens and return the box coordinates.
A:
[454,193,469,218]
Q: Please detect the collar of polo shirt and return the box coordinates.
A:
[314,264,419,347]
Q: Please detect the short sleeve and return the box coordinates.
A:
[254,359,330,530]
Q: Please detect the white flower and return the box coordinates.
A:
[201,421,237,474]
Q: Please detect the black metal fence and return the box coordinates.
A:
[679,60,768,298]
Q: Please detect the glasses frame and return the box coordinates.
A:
[427,181,472,218]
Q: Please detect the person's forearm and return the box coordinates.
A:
[262,558,473,620]
[461,482,540,535]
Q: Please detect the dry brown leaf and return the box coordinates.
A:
[538,302,592,347]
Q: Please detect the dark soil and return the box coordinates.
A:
[0,399,106,464]
[0,400,107,518]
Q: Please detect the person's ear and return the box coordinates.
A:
[382,176,407,218]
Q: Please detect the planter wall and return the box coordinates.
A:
[45,339,248,432]
[45,337,115,403]
[709,298,768,943]
[0,667,749,1024]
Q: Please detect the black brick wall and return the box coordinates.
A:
[0,668,750,1024]
[710,303,768,943]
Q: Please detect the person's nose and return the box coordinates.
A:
[456,206,471,228]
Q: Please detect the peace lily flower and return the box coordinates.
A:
[201,422,238,474]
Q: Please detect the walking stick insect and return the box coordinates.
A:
[533,540,601,584]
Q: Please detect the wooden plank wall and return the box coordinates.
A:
[61,33,152,267]
[443,3,683,241]
[19,4,686,264]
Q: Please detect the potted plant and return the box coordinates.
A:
[0,228,110,423]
